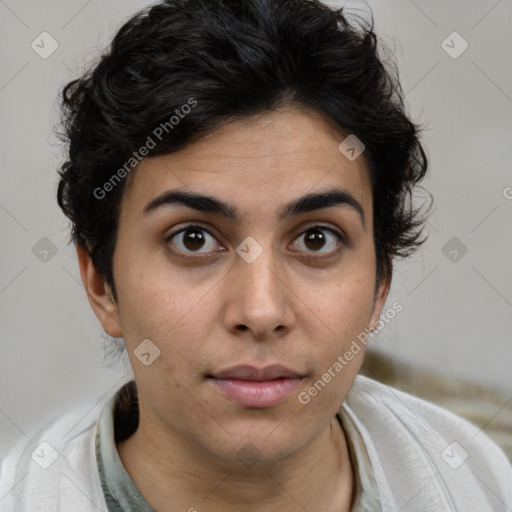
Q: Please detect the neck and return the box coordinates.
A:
[117,413,354,512]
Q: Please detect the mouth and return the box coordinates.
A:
[207,365,305,408]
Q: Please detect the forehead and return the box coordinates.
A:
[121,107,372,219]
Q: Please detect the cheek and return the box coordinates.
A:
[114,255,220,354]
[301,269,376,373]
[307,272,376,337]
[297,288,371,414]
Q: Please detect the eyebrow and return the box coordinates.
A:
[142,187,365,226]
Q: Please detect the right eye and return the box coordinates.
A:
[166,224,224,255]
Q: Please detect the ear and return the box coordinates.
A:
[76,244,123,338]
[369,262,392,330]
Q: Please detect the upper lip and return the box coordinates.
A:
[210,365,304,381]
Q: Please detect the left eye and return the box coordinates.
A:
[292,226,343,254]
[166,224,343,256]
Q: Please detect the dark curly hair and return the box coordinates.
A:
[57,0,429,303]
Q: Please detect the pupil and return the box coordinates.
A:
[305,230,325,250]
[184,228,205,250]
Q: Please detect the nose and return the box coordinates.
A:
[222,241,296,341]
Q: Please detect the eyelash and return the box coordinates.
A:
[165,223,346,258]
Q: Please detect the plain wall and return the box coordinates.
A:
[0,0,511,460]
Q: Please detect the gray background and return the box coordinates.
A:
[0,0,511,460]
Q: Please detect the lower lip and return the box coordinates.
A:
[209,377,303,408]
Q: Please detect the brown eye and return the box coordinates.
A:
[293,226,343,255]
[182,228,206,251]
[303,229,327,251]
[167,225,221,254]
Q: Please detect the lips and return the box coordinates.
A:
[211,364,303,381]
[208,365,305,408]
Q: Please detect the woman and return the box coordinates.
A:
[1,0,511,510]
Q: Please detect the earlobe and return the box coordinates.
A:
[76,244,123,338]
[369,265,392,330]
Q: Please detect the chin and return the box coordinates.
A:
[202,427,307,468]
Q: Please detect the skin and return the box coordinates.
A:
[77,106,390,512]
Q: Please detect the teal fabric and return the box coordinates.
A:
[95,386,156,512]
[95,380,381,511]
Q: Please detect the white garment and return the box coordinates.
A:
[1,375,511,511]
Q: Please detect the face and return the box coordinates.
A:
[80,107,389,466]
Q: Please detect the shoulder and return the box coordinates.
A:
[341,375,512,511]
[0,400,110,512]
